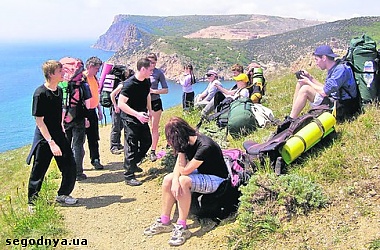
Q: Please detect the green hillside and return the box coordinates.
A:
[237,16,380,66]
[110,16,380,78]
[114,14,254,36]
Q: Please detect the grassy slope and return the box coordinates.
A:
[2,18,380,248]
[1,70,379,248]
[159,70,380,249]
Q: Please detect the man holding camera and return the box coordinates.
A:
[288,45,359,122]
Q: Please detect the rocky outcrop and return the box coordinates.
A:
[92,17,153,52]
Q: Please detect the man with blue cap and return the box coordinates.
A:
[287,44,360,122]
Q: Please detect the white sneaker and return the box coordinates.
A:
[168,224,191,246]
[144,218,173,236]
[28,204,36,214]
[55,195,78,205]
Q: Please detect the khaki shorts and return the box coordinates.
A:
[310,93,325,108]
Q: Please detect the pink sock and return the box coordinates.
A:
[160,215,170,225]
[177,220,187,229]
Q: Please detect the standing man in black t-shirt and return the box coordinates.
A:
[26,60,78,210]
[118,58,153,186]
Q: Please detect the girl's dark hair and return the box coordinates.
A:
[165,117,197,153]
[185,64,196,85]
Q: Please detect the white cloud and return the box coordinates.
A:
[0,0,378,42]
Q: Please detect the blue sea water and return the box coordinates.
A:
[0,41,235,153]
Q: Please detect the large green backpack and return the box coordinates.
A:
[344,34,379,103]
[227,98,258,138]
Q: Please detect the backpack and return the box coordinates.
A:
[247,67,266,103]
[250,103,279,128]
[190,179,241,221]
[59,57,84,82]
[204,97,258,138]
[343,34,380,104]
[58,78,88,123]
[99,65,127,108]
[214,97,234,128]
[227,97,258,138]
[58,57,86,123]
[327,60,362,122]
[190,148,255,220]
[243,106,335,173]
[222,148,255,187]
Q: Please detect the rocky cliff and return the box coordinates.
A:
[92,16,153,52]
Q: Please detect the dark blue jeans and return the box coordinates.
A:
[65,119,86,176]
[122,118,152,177]
[85,109,100,163]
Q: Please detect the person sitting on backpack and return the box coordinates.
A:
[143,116,228,246]
[288,45,359,122]
[200,73,250,120]
[194,70,221,108]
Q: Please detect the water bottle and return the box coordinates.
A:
[363,61,374,88]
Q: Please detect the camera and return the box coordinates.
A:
[295,70,305,79]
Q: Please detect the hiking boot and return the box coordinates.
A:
[125,178,142,186]
[110,147,123,155]
[150,151,157,162]
[124,174,142,186]
[92,159,104,170]
[283,115,294,122]
[144,218,173,236]
[56,195,78,205]
[168,224,191,246]
[76,173,87,181]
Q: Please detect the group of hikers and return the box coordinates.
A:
[26,44,363,246]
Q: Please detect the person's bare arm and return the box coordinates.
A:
[35,116,62,156]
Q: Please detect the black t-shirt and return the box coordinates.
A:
[120,76,151,121]
[32,84,63,133]
[184,134,228,179]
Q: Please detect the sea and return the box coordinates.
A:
[0,41,235,153]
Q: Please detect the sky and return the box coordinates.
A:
[0,0,379,43]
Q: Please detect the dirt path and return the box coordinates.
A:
[59,125,233,250]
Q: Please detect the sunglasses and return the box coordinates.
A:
[206,74,214,77]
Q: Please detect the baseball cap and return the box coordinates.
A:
[206,70,218,77]
[313,45,338,58]
[233,73,249,83]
